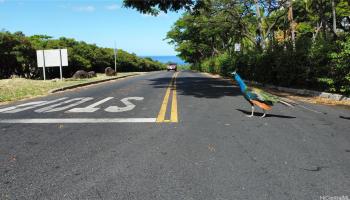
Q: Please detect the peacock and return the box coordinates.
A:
[232,71,294,118]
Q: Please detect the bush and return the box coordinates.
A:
[0,31,165,79]
[329,35,350,95]
[198,34,350,95]
[199,53,235,75]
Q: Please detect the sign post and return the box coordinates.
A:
[42,50,46,80]
[59,49,63,80]
[114,42,117,73]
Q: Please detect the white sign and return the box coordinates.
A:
[234,43,241,52]
[36,49,68,80]
[341,17,350,30]
[36,49,68,67]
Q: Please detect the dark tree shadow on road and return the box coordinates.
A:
[236,109,296,119]
[339,116,350,120]
[149,71,241,99]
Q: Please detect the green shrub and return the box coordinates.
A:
[329,35,350,95]
[0,31,165,79]
[197,35,350,96]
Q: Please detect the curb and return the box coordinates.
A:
[49,74,139,94]
[248,81,350,102]
[200,72,350,102]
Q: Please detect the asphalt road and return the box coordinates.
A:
[1,70,349,200]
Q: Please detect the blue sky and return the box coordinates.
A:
[0,0,183,56]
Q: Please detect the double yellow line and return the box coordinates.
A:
[156,72,179,123]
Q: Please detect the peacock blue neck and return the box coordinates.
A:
[234,73,247,92]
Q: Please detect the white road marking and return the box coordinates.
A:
[1,96,145,114]
[68,97,114,113]
[0,118,157,123]
[0,98,67,113]
[35,97,93,113]
[105,97,144,112]
[0,101,45,113]
[297,105,323,114]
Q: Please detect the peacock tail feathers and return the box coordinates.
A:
[250,87,280,103]
[233,72,295,108]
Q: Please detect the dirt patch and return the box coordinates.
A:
[201,72,350,109]
[263,88,350,109]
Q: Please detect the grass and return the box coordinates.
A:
[0,72,140,103]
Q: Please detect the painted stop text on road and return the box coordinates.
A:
[0,72,179,123]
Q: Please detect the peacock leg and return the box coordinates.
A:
[260,109,266,118]
[247,106,254,117]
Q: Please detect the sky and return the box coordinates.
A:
[0,0,183,56]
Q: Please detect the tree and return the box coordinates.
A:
[0,31,36,78]
[163,0,350,94]
[0,31,165,79]
[123,0,200,15]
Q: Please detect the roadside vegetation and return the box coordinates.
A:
[177,64,192,70]
[165,0,350,95]
[127,0,350,95]
[0,31,165,79]
[0,72,139,103]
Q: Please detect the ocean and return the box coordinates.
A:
[143,56,187,65]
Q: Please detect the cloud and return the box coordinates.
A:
[74,5,95,12]
[105,4,119,10]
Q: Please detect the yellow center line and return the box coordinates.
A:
[170,74,178,122]
[156,72,179,123]
[156,86,172,122]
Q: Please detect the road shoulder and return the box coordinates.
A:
[199,71,350,109]
[0,72,149,106]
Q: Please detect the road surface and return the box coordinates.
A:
[1,70,349,199]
